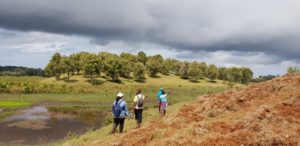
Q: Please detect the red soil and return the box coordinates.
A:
[111,74,300,146]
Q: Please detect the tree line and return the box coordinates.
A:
[251,75,279,83]
[287,66,300,74]
[0,66,44,76]
[45,52,253,84]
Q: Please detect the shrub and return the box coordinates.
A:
[104,113,114,126]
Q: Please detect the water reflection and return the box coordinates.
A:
[0,106,104,145]
[6,106,50,122]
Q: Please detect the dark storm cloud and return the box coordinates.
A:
[1,0,300,63]
[0,0,156,41]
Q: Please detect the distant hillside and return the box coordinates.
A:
[0,66,44,76]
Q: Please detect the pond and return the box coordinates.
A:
[0,106,106,145]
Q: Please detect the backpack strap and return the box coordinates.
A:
[137,94,144,100]
[118,99,125,110]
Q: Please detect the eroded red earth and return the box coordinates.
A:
[103,74,300,146]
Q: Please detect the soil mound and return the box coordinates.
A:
[112,74,300,146]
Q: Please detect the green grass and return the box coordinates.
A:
[0,101,32,107]
[0,84,224,108]
[0,74,232,94]
[42,73,228,87]
[0,76,43,83]
[0,111,14,120]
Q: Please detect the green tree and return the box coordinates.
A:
[120,52,137,63]
[133,62,146,82]
[151,54,164,63]
[105,57,123,81]
[228,67,242,83]
[198,62,208,78]
[137,51,147,65]
[78,52,91,73]
[287,67,300,74]
[172,60,182,76]
[188,61,203,81]
[207,64,218,82]
[70,53,81,75]
[61,56,73,80]
[146,57,162,77]
[241,67,253,84]
[98,52,117,61]
[45,53,64,80]
[161,59,181,75]
[83,54,102,80]
[161,60,171,75]
[120,52,137,78]
[218,67,229,81]
[180,61,190,79]
[120,58,132,78]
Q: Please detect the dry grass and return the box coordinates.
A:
[82,74,300,146]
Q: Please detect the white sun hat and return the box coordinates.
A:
[117,92,124,97]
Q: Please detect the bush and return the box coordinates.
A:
[0,82,10,93]
[227,82,236,89]
[104,113,114,126]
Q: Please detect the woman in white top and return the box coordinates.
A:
[133,89,145,128]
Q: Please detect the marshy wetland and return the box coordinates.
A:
[0,102,106,145]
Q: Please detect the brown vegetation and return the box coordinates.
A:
[103,74,300,146]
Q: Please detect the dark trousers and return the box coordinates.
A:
[134,109,143,123]
[112,118,125,133]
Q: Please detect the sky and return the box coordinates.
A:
[0,0,300,77]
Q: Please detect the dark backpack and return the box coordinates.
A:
[112,100,123,117]
[137,95,144,108]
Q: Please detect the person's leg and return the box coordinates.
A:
[163,104,167,116]
[140,109,143,123]
[160,108,164,117]
[119,118,125,133]
[111,118,119,133]
[158,101,161,113]
[134,109,139,128]
[137,109,143,128]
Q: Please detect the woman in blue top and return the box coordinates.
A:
[159,90,169,117]
[156,88,164,112]
[111,92,128,133]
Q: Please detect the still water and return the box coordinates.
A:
[0,106,104,145]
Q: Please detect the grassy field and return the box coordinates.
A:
[0,74,234,145]
[0,74,231,94]
[0,101,32,107]
[0,74,230,105]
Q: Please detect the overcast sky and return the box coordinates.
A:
[0,0,299,77]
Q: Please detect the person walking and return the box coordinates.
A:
[133,89,145,128]
[111,92,128,133]
[159,90,170,117]
[156,88,164,112]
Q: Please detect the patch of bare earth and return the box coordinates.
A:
[101,74,300,146]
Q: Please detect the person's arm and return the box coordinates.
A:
[167,89,172,96]
[124,102,129,116]
[133,96,137,110]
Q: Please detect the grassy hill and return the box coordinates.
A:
[41,73,228,87]
[0,74,230,104]
[58,74,300,146]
